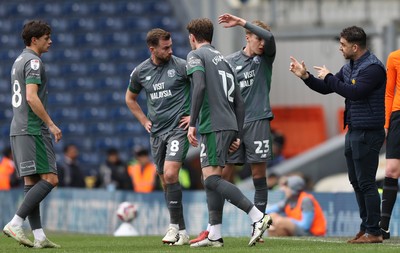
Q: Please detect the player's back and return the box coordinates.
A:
[187,44,239,134]
[10,49,48,136]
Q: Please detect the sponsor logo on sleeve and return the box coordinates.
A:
[30,59,40,70]
[188,57,202,67]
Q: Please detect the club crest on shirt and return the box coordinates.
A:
[145,76,151,81]
[30,59,40,70]
[253,56,260,64]
[167,69,176,78]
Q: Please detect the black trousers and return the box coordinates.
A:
[345,128,385,236]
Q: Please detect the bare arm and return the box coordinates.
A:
[125,89,152,133]
[26,84,62,142]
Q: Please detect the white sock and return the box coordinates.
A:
[169,224,179,230]
[32,228,46,241]
[248,206,263,223]
[179,229,187,235]
[208,224,222,240]
[206,223,211,231]
[10,215,24,227]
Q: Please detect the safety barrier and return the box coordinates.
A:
[0,189,398,237]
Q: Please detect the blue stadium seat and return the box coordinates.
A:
[97,76,126,90]
[80,107,108,120]
[0,94,10,107]
[1,35,19,47]
[47,93,73,106]
[15,3,35,16]
[75,92,102,105]
[51,107,79,121]
[95,137,122,150]
[124,18,151,31]
[89,122,115,135]
[51,33,75,47]
[49,78,67,91]
[103,91,125,105]
[69,77,96,90]
[0,78,9,92]
[3,109,12,120]
[60,122,86,136]
[1,125,10,136]
[49,18,68,32]
[111,107,131,120]
[115,122,143,135]
[43,3,63,16]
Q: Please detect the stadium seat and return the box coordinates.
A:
[60,122,86,136]
[51,107,79,121]
[89,122,115,135]
[95,137,122,150]
[16,3,35,16]
[1,35,18,47]
[47,93,73,106]
[0,94,10,108]
[80,107,108,120]
[75,92,102,105]
[271,106,328,158]
[70,77,96,90]
[115,122,143,135]
[111,107,132,120]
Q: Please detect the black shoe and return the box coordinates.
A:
[381,228,390,240]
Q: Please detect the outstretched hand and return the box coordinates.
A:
[289,56,309,79]
[218,13,245,28]
[313,65,331,80]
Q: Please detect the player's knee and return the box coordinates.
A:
[385,166,400,178]
[163,170,178,184]
[204,175,221,191]
[41,173,59,187]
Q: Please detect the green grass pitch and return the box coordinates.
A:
[1,234,400,252]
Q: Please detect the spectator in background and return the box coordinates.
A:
[267,172,279,190]
[269,130,285,168]
[265,175,326,237]
[127,147,157,193]
[0,147,20,190]
[57,144,85,188]
[96,148,132,191]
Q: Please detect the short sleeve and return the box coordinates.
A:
[128,67,142,94]
[186,51,204,76]
[25,59,42,85]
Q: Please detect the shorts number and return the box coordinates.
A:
[170,140,180,152]
[254,140,270,154]
[218,70,235,102]
[200,143,206,158]
[12,80,22,108]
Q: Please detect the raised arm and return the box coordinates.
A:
[218,13,276,58]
